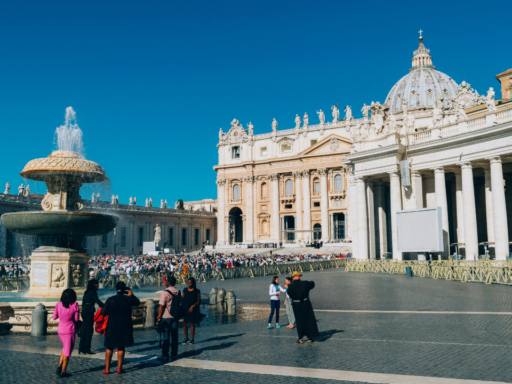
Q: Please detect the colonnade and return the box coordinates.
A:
[352,156,510,260]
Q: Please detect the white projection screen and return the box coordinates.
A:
[396,207,443,252]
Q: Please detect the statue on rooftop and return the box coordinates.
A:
[111,195,116,204]
[129,196,133,205]
[344,106,352,121]
[332,105,340,122]
[361,103,371,118]
[160,199,164,208]
[4,182,10,195]
[247,122,254,135]
[295,114,301,129]
[18,184,24,196]
[303,113,309,128]
[133,197,137,205]
[24,186,31,197]
[317,109,325,124]
[486,87,497,112]
[272,118,278,132]
[149,198,153,207]
[91,192,95,202]
[219,127,223,141]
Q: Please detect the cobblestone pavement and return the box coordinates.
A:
[2,269,512,383]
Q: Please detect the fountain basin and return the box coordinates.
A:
[2,211,118,237]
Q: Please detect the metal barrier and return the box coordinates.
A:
[345,259,512,285]
[1,277,30,291]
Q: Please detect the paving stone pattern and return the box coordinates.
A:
[2,269,512,383]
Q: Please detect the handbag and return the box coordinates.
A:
[75,319,85,333]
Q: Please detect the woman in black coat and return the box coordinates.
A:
[79,279,104,354]
[101,281,140,374]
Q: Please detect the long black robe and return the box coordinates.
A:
[286,279,319,340]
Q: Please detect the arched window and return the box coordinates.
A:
[285,179,293,195]
[313,178,320,194]
[233,184,240,200]
[334,174,342,191]
[261,182,268,198]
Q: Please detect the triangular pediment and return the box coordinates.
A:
[299,134,351,157]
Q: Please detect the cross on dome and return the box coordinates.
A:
[419,29,423,37]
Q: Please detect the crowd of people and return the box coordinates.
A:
[0,262,30,277]
[88,251,352,279]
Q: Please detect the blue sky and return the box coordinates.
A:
[1,0,510,204]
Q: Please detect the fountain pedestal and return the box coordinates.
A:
[28,249,89,298]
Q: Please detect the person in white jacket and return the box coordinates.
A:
[268,276,286,329]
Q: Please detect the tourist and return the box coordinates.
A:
[284,277,295,329]
[101,281,140,374]
[53,288,80,378]
[157,273,180,361]
[268,276,286,329]
[286,271,319,343]
[182,277,201,344]
[79,279,104,355]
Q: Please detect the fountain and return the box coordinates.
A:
[1,107,118,297]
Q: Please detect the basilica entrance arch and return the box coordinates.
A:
[313,223,322,240]
[229,207,243,244]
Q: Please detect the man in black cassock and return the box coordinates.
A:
[286,271,319,343]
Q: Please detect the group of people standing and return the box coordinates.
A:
[268,271,319,343]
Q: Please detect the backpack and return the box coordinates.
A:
[165,289,185,319]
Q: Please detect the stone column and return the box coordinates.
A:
[244,176,255,243]
[270,173,280,243]
[302,171,312,243]
[349,175,358,256]
[293,171,303,241]
[489,156,509,260]
[375,181,387,259]
[216,179,226,245]
[389,171,402,260]
[356,177,368,259]
[460,162,479,259]
[411,170,423,209]
[454,170,465,251]
[433,167,450,257]
[319,168,329,242]
[483,166,495,251]
[366,181,376,259]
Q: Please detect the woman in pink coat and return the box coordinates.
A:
[53,288,80,378]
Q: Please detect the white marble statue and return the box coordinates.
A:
[111,195,116,204]
[24,186,31,197]
[486,87,497,112]
[145,198,149,207]
[154,224,161,246]
[132,197,136,205]
[175,201,180,209]
[303,113,309,128]
[374,114,384,134]
[344,105,352,121]
[432,105,444,126]
[164,200,168,208]
[387,114,397,133]
[332,105,340,122]
[405,112,416,132]
[129,196,133,205]
[96,193,100,202]
[116,195,119,204]
[149,198,153,207]
[91,192,95,202]
[295,114,301,129]
[219,128,223,140]
[18,184,24,196]
[456,101,467,121]
[349,123,361,141]
[271,118,278,132]
[361,103,371,118]
[317,109,325,124]
[4,182,10,195]
[247,122,254,135]
[160,199,164,208]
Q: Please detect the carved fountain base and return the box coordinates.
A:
[27,249,89,298]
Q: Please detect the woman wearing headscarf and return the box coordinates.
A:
[79,279,104,354]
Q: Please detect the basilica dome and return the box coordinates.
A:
[385,36,458,113]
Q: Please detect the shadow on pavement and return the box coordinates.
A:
[200,333,245,343]
[316,329,343,342]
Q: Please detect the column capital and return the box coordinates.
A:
[243,175,255,183]
[486,155,502,164]
[269,173,279,182]
[388,170,400,178]
[318,168,328,176]
[216,178,227,186]
[411,169,422,177]
[432,166,445,174]
[355,176,366,182]
[458,161,473,169]
[292,171,303,179]
[301,169,310,178]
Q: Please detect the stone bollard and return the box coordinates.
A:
[226,290,236,316]
[31,303,47,336]
[210,287,218,306]
[217,288,226,312]
[145,299,156,328]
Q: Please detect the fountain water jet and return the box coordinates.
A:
[1,108,118,297]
